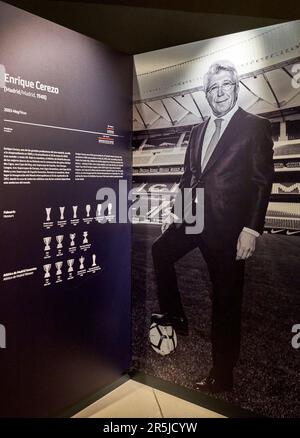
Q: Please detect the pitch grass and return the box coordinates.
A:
[132,225,300,418]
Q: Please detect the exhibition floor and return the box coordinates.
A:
[73,380,224,418]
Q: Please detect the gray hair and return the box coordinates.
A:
[203,60,239,92]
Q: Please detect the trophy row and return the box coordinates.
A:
[43,254,97,278]
[44,232,89,251]
[45,203,113,222]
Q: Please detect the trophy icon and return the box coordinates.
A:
[108,202,113,216]
[83,231,88,244]
[67,259,74,273]
[72,205,78,219]
[79,256,85,270]
[92,254,96,267]
[56,235,64,249]
[86,204,91,217]
[70,233,76,247]
[46,207,51,222]
[96,204,102,217]
[55,261,63,276]
[59,206,65,220]
[43,237,51,252]
[43,264,51,279]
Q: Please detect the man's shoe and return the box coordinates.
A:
[151,313,189,336]
[194,375,233,393]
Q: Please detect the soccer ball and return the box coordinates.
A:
[149,322,177,356]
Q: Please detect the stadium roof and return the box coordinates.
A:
[133,21,300,130]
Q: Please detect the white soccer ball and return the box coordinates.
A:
[149,322,177,356]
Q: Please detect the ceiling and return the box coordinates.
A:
[3,0,295,54]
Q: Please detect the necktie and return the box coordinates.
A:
[201,118,223,171]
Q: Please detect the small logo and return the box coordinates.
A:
[43,264,51,279]
[72,205,78,219]
[98,134,114,145]
[286,230,300,236]
[67,259,74,273]
[291,324,300,349]
[0,324,6,349]
[270,228,285,234]
[106,124,115,135]
[79,256,85,270]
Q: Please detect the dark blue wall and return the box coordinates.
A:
[0,1,132,417]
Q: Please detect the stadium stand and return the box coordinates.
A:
[287,120,300,140]
[273,141,300,157]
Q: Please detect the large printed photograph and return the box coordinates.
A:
[132,21,300,417]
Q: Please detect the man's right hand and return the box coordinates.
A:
[161,213,177,233]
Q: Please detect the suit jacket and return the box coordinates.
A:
[174,107,274,246]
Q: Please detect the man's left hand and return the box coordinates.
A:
[236,230,256,260]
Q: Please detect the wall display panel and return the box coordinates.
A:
[0,2,132,417]
[132,21,300,417]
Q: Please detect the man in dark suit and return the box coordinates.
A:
[151,60,274,392]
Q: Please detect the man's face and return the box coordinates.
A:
[205,69,239,117]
